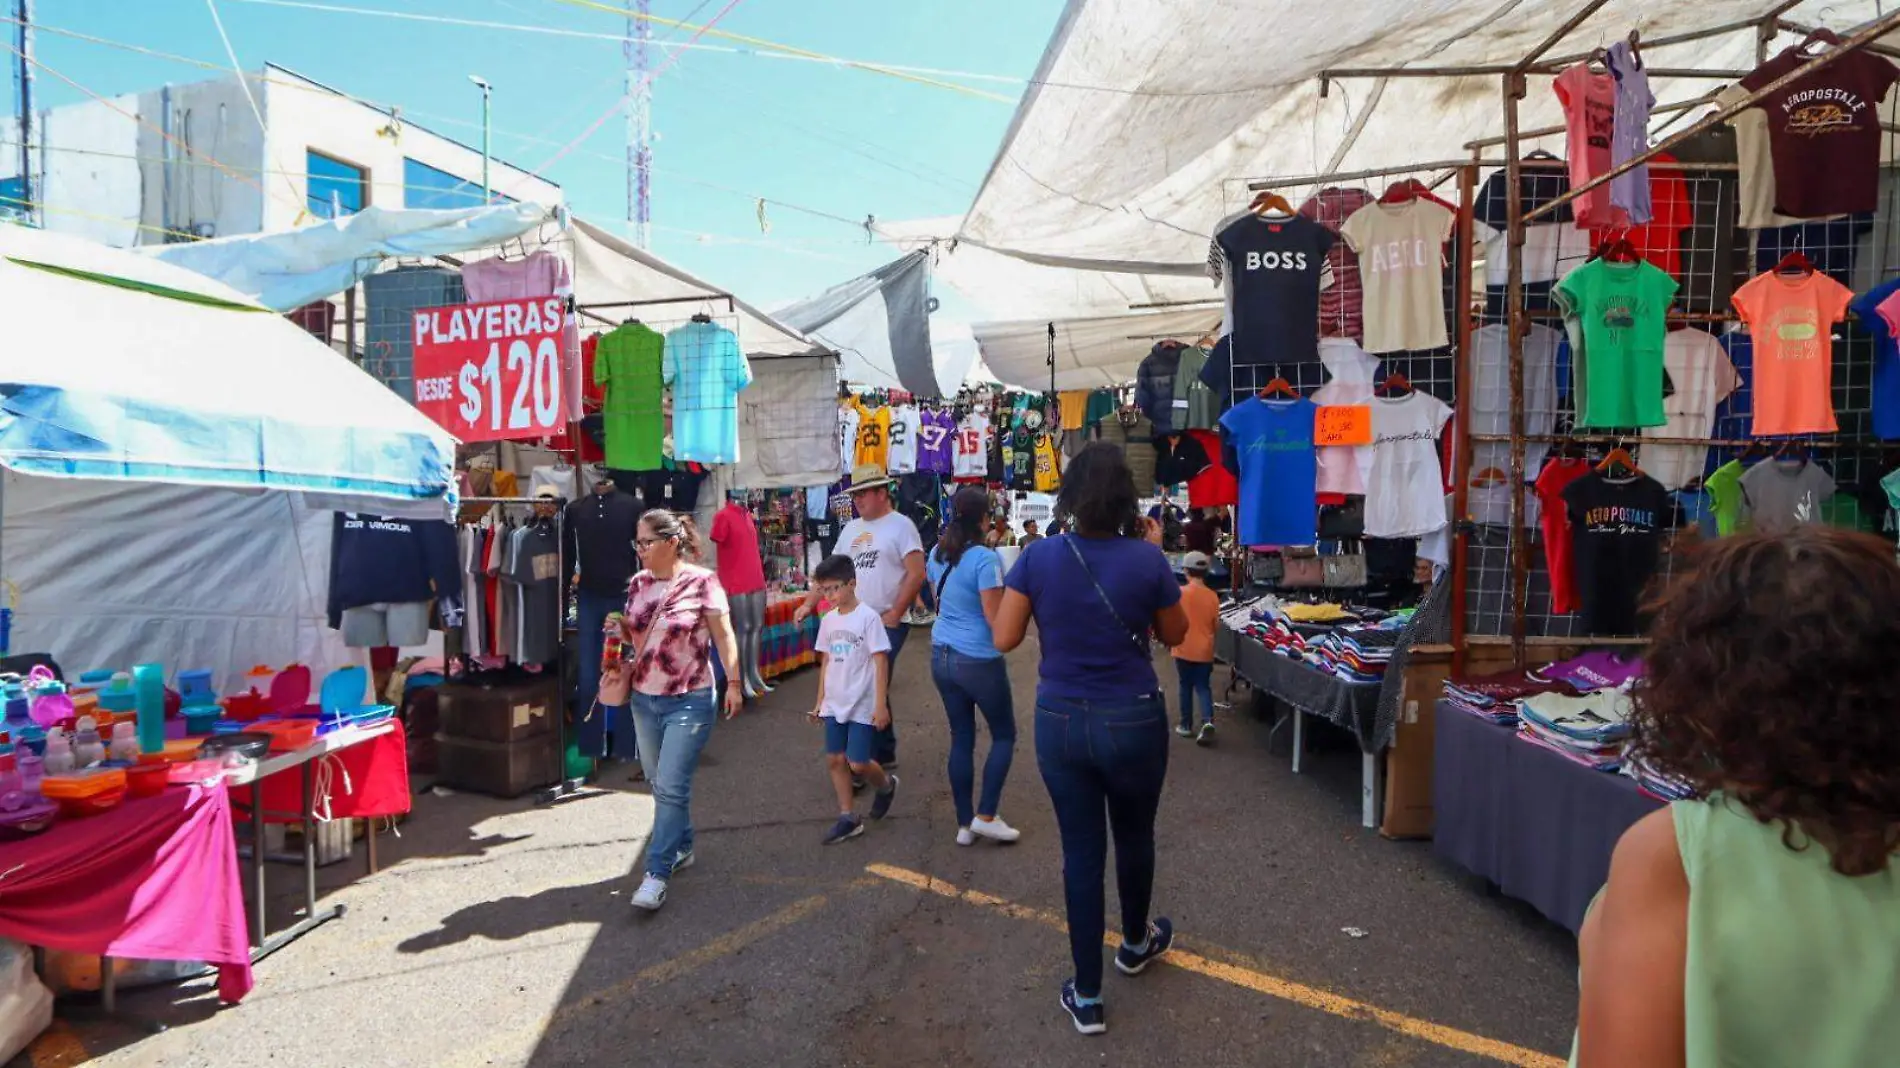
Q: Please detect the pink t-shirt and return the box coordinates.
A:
[1732,271,1853,436]
[1553,64,1628,230]
[623,564,729,697]
[709,503,767,596]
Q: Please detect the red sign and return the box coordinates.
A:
[411,297,566,442]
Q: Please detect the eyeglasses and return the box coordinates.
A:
[635,536,670,550]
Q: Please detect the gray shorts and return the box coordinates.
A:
[340,601,431,648]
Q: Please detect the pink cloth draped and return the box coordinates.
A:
[0,783,254,1003]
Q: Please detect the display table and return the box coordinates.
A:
[0,782,254,1004]
[761,594,819,680]
[1223,625,1385,828]
[1432,701,1663,933]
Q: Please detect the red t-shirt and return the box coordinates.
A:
[1534,457,1592,615]
[1183,429,1238,508]
[1742,46,1899,218]
[709,503,767,596]
[1588,155,1692,278]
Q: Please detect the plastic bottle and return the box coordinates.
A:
[40,729,74,775]
[133,663,167,755]
[17,746,43,793]
[108,721,140,763]
[72,716,105,768]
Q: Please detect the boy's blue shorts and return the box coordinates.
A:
[823,718,877,765]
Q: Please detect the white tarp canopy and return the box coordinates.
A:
[0,223,457,688]
[915,1,1900,377]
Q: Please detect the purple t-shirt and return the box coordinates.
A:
[1545,650,1642,693]
[1607,40,1653,224]
[918,410,956,475]
[1004,533,1181,702]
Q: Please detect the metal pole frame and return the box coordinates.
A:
[1448,158,1479,673]
[1502,68,1531,669]
[13,0,33,227]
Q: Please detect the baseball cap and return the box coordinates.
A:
[533,485,560,500]
[1182,551,1212,572]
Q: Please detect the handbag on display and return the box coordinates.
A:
[1317,498,1366,540]
[1281,546,1324,589]
[1321,544,1368,588]
[1249,551,1284,585]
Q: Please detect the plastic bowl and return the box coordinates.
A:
[125,762,170,798]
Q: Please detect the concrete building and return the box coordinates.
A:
[1,64,562,247]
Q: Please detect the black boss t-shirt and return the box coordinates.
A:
[1562,471,1670,636]
[1216,214,1335,369]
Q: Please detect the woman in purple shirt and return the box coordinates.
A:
[993,442,1188,1036]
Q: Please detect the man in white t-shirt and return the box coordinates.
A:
[797,462,925,768]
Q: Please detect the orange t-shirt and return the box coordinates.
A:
[1173,581,1220,663]
[1732,271,1852,436]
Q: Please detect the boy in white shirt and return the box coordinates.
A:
[810,553,899,843]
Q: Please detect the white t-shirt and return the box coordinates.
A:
[816,603,891,724]
[1640,328,1741,491]
[839,404,860,474]
[1365,391,1453,538]
[887,404,921,474]
[837,511,924,615]
[954,414,991,479]
[1468,323,1560,526]
[1310,338,1379,495]
[1338,198,1456,354]
[1476,222,1592,287]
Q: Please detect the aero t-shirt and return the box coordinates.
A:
[1217,396,1318,546]
[887,404,921,474]
[1364,391,1453,538]
[1215,214,1336,368]
[1562,471,1670,636]
[953,414,990,480]
[1639,328,1742,491]
[1742,47,1899,219]
[1732,271,1852,436]
[1554,63,1626,229]
[1339,199,1456,354]
[1555,259,1677,428]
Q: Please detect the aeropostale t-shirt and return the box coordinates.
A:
[1339,198,1456,354]
[1217,396,1318,545]
[1563,471,1670,636]
[1742,47,1899,218]
[1215,214,1336,369]
[1733,270,1852,436]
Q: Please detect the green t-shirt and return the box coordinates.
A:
[596,323,666,471]
[1084,389,1118,428]
[1554,259,1676,429]
[1705,460,1745,536]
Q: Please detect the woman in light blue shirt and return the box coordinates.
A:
[926,486,1021,846]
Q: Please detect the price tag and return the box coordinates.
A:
[411,298,567,442]
[1315,405,1372,447]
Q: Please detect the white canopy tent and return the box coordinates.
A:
[0,224,457,688]
[907,1,1900,380]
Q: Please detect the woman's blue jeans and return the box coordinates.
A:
[1034,692,1169,999]
[929,645,1016,827]
[629,687,716,879]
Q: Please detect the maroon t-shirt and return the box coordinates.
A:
[1742,46,1898,218]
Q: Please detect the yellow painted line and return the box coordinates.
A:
[865,864,1564,1068]
[440,892,832,1068]
[26,1020,89,1068]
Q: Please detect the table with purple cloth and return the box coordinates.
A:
[0,782,254,1003]
[1431,700,1663,934]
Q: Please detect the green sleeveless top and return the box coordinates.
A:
[1573,795,1900,1067]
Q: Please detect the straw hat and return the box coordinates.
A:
[846,462,895,494]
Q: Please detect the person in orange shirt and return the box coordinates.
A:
[1173,552,1222,745]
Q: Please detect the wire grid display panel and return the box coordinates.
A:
[1464,160,1900,640]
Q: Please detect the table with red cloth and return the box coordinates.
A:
[761,594,820,680]
[229,720,413,824]
[0,782,254,1003]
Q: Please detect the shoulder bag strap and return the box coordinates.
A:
[1062,535,1151,655]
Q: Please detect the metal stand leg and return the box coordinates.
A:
[247,762,348,965]
[1291,709,1305,774]
[249,782,266,949]
[100,956,114,1014]
[1361,750,1382,830]
[366,817,379,875]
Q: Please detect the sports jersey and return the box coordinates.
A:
[887,404,921,474]
[954,414,991,480]
[1033,434,1062,492]
[917,409,956,474]
[852,401,891,469]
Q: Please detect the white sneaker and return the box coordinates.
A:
[970,816,1021,843]
[630,875,668,911]
[956,827,976,847]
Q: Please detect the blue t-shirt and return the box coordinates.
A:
[1850,278,1900,441]
[1004,534,1181,702]
[1217,396,1318,546]
[927,545,1004,659]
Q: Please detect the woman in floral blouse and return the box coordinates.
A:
[618,508,744,914]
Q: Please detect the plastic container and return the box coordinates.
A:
[240,665,280,699]
[149,738,204,764]
[72,716,105,768]
[133,663,166,756]
[73,669,117,694]
[175,670,215,708]
[17,724,43,757]
[166,757,224,785]
[96,674,136,715]
[40,729,74,775]
[108,721,140,763]
[182,705,221,736]
[18,747,43,793]
[0,790,57,838]
[125,762,169,798]
[40,768,128,817]
[222,691,269,721]
[0,747,19,798]
[253,718,318,752]
[268,665,313,715]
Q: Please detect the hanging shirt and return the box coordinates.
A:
[1298,186,1376,342]
[1032,434,1062,493]
[1534,458,1592,615]
[1214,213,1336,368]
[917,409,957,474]
[1555,258,1676,428]
[1467,324,1561,526]
[1171,345,1220,431]
[852,401,892,470]
[1217,396,1318,546]
[1607,41,1654,224]
[1639,329,1742,491]
[1739,459,1836,534]
[1180,428,1238,509]
[1338,198,1457,354]
[596,323,667,472]
[1563,471,1670,636]
[709,503,767,596]
[887,404,921,474]
[1057,390,1090,431]
[462,250,583,420]
[1716,85,1809,230]
[664,320,751,464]
[1705,459,1748,537]
[1851,278,1900,440]
[1364,392,1453,539]
[1732,270,1852,436]
[1554,63,1627,229]
[838,403,860,474]
[1741,46,1899,218]
[952,413,991,480]
[1587,156,1693,279]
[1309,338,1380,496]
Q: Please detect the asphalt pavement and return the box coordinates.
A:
[19,635,1581,1068]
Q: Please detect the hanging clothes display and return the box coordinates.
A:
[665,318,752,464]
[1339,197,1457,354]
[1732,267,1853,435]
[851,398,892,469]
[1533,457,1593,616]
[1638,329,1741,490]
[1212,212,1336,368]
[1299,186,1376,343]
[1178,428,1237,509]
[1170,343,1219,431]
[1218,395,1318,546]
[1133,341,1184,432]
[917,408,956,474]
[1562,469,1669,635]
[1555,258,1675,428]
[1468,324,1560,525]
[953,411,991,481]
[1587,155,1692,279]
[887,403,922,474]
[1309,338,1380,497]
[1554,61,1625,228]
[1739,458,1837,534]
[1741,45,1899,219]
[596,322,667,471]
[1364,391,1453,539]
[1606,40,1654,224]
[463,250,584,421]
[1850,279,1900,440]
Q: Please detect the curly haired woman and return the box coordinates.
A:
[1572,528,1900,1068]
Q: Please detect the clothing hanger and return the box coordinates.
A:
[1249,191,1296,217]
[1592,233,1640,264]
[1257,376,1298,399]
[1797,26,1841,56]
[691,301,714,324]
[1374,371,1414,397]
[1379,181,1419,205]
[1774,250,1816,277]
[1597,446,1640,477]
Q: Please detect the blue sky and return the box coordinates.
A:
[8,0,1062,308]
